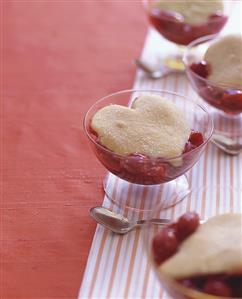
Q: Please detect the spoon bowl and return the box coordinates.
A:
[90,206,171,234]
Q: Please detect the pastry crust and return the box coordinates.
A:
[159,213,242,279]
[91,94,190,159]
[204,34,242,87]
[155,0,223,24]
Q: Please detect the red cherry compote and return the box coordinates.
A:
[90,130,205,185]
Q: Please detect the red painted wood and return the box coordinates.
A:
[1,2,146,298]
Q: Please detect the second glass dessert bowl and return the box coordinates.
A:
[143,0,229,70]
[83,90,213,214]
[183,34,242,154]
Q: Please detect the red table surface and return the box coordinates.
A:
[2,2,146,298]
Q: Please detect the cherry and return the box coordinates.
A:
[183,131,204,153]
[123,153,149,176]
[222,92,242,112]
[177,212,200,241]
[203,279,232,297]
[190,61,210,78]
[152,228,178,265]
[189,131,204,147]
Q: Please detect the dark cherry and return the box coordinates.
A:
[183,131,204,153]
[153,212,200,265]
[177,212,200,241]
[123,153,150,176]
[190,61,210,79]
[203,279,232,297]
[152,228,178,265]
[188,131,204,147]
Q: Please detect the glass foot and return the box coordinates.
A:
[103,173,190,216]
[211,111,242,155]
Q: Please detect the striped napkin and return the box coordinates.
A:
[79,5,242,298]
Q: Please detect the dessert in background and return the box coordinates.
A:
[147,0,227,45]
[152,212,242,297]
[154,0,224,24]
[190,34,242,114]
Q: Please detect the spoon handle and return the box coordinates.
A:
[137,218,205,227]
[136,218,171,226]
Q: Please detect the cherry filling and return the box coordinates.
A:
[149,8,227,46]
[178,273,242,297]
[90,129,204,185]
[189,61,242,114]
[152,212,242,298]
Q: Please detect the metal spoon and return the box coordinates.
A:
[211,134,242,156]
[134,59,182,79]
[90,206,171,234]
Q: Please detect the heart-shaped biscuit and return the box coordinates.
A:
[204,34,242,87]
[91,94,190,159]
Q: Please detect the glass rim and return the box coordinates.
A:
[183,34,242,91]
[142,0,228,25]
[83,89,214,162]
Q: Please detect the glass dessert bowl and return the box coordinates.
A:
[83,90,213,213]
[183,34,242,154]
[143,0,229,70]
[144,207,242,299]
